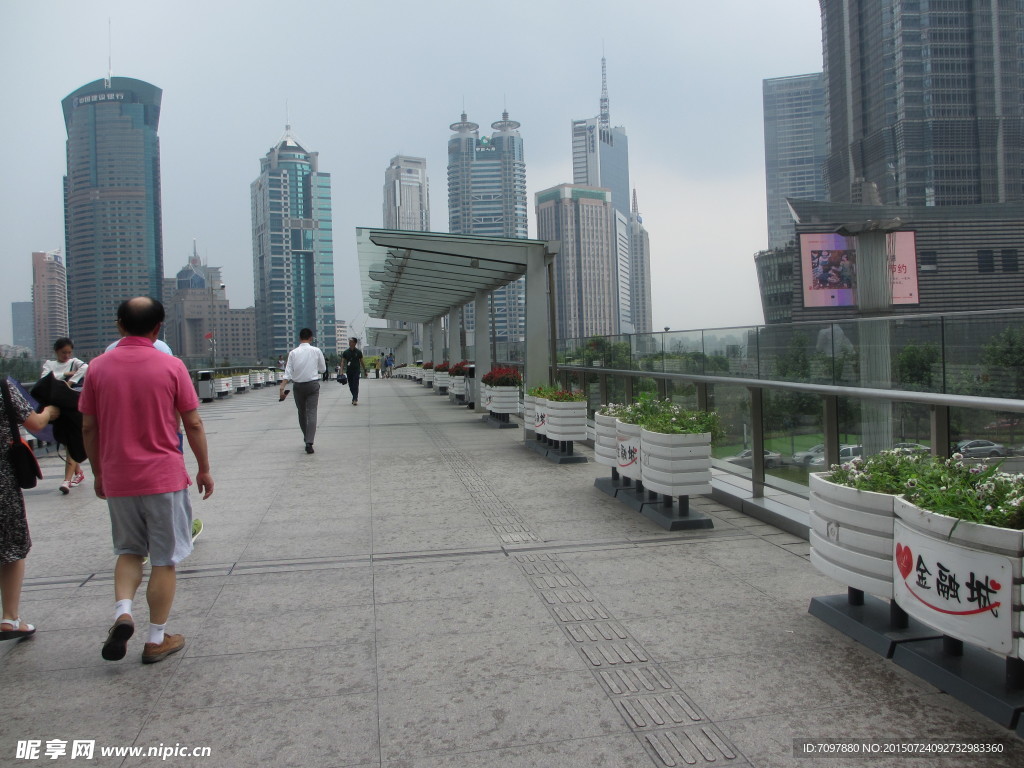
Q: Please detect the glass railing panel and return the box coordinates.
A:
[606,375,628,406]
[942,311,1024,399]
[702,326,759,379]
[950,405,1023,463]
[663,330,704,375]
[762,388,824,487]
[668,380,698,409]
[583,335,632,370]
[707,383,752,470]
[632,334,663,374]
[757,324,832,385]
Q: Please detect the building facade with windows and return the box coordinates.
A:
[32,250,68,356]
[62,77,164,357]
[763,73,828,250]
[447,111,527,342]
[251,127,336,359]
[820,0,1024,207]
[383,156,430,231]
[628,191,653,334]
[536,185,620,339]
[11,302,34,352]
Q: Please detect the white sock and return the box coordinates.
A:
[148,622,166,645]
[114,599,132,621]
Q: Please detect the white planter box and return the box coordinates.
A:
[422,369,434,385]
[434,371,450,391]
[449,375,466,397]
[808,472,898,598]
[615,420,642,481]
[524,394,536,429]
[545,401,587,442]
[594,413,618,467]
[893,498,1023,658]
[264,370,277,384]
[213,378,232,396]
[533,397,549,435]
[231,374,249,392]
[640,429,712,497]
[486,386,520,414]
[250,371,266,387]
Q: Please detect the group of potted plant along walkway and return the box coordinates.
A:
[522,386,591,465]
[808,449,1024,731]
[593,394,719,531]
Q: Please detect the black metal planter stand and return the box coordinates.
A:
[593,468,713,531]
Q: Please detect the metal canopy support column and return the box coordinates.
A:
[432,319,445,365]
[474,290,492,406]
[449,305,463,362]
[524,244,553,391]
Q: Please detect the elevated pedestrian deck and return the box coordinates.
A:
[2,377,1022,766]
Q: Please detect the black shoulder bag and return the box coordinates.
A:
[1,379,42,489]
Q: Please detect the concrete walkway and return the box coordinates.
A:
[2,376,1022,767]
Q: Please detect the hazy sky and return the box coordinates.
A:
[0,0,824,347]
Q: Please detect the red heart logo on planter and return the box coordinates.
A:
[895,543,913,580]
[990,580,1001,591]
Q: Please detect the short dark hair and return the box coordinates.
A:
[53,337,74,352]
[299,328,314,340]
[117,297,165,336]
[349,337,358,344]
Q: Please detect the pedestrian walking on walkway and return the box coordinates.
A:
[341,337,369,405]
[80,297,214,664]
[279,328,326,453]
[0,380,59,641]
[40,338,88,495]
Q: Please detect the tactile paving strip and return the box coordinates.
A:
[514,553,746,767]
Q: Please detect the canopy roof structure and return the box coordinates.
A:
[356,228,554,323]
[365,327,412,350]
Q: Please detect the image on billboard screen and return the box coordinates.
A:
[799,231,919,308]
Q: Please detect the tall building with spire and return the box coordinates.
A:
[62,77,164,356]
[628,191,653,333]
[447,111,527,342]
[32,250,68,355]
[571,58,649,334]
[251,126,336,359]
[383,156,430,231]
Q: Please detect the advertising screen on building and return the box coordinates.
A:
[800,231,919,307]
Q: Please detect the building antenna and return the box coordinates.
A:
[599,53,610,129]
[105,17,113,88]
[285,99,290,131]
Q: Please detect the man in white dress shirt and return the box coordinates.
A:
[278,328,326,454]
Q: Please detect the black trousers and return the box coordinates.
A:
[347,370,360,402]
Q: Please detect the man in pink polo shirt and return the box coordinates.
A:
[80,297,214,664]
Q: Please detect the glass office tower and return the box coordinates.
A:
[763,73,828,249]
[251,128,336,359]
[447,111,527,341]
[820,0,1024,206]
[62,77,164,357]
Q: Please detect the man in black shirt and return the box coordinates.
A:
[341,337,369,405]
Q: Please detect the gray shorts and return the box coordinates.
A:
[108,490,194,566]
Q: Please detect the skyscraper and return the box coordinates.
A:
[820,0,1024,206]
[536,185,619,339]
[11,303,33,352]
[763,73,828,249]
[32,250,68,355]
[251,126,336,359]
[62,77,164,357]
[628,191,653,334]
[383,156,430,231]
[447,111,527,342]
[571,58,646,334]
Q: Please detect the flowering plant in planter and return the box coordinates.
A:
[434,361,450,373]
[422,362,434,370]
[827,451,1024,530]
[481,367,522,387]
[546,389,586,402]
[527,385,556,398]
[641,405,721,437]
[449,360,469,377]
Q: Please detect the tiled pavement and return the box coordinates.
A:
[2,376,1022,767]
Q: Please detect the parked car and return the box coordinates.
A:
[792,443,825,466]
[956,439,1008,458]
[892,442,929,454]
[809,444,863,468]
[725,449,783,469]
